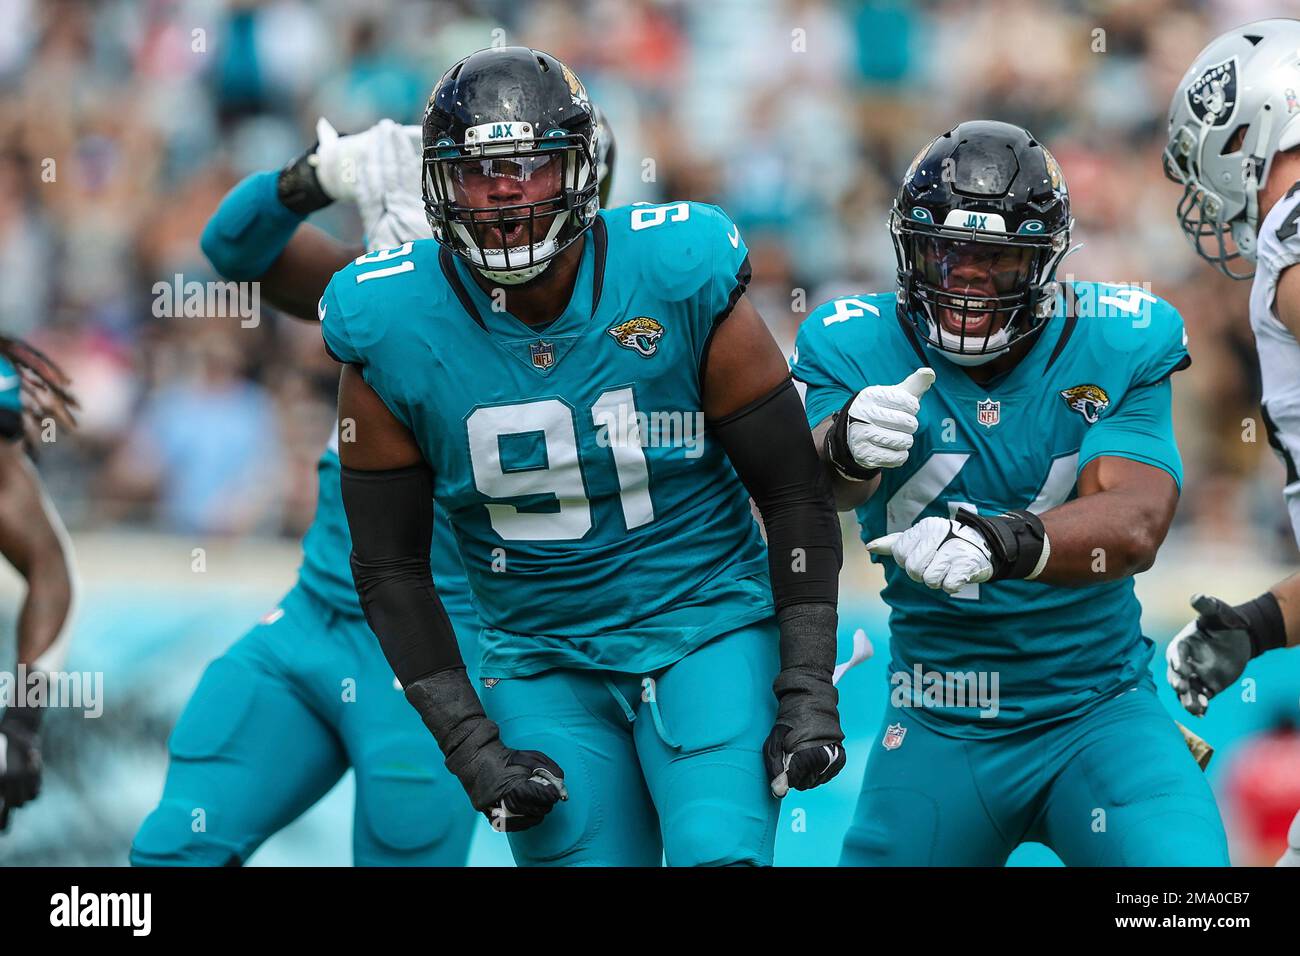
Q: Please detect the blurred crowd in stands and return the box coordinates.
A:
[0,0,1292,556]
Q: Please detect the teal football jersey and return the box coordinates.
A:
[320,203,772,677]
[792,282,1190,737]
[297,427,475,624]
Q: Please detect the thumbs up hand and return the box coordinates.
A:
[841,367,935,472]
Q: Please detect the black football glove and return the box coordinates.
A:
[764,603,847,797]
[1166,592,1287,717]
[405,669,567,832]
[0,706,43,831]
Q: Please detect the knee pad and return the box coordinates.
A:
[130,799,244,866]
[169,656,264,761]
[353,742,476,866]
[130,657,267,867]
[496,725,603,866]
[661,797,771,867]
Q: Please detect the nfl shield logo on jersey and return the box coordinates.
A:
[882,722,907,750]
[529,341,556,370]
[977,398,1000,428]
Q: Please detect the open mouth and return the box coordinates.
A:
[474,220,528,250]
[938,297,997,338]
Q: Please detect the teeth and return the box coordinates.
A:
[945,294,989,309]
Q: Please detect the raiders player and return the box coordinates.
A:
[1163,17,1300,865]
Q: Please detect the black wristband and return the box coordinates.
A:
[276,143,333,215]
[825,394,880,482]
[954,508,1046,581]
[1236,591,1287,658]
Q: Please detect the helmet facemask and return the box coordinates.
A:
[424,127,599,285]
[893,212,1069,367]
[1163,121,1260,280]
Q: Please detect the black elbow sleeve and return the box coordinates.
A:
[710,378,842,609]
[340,464,464,685]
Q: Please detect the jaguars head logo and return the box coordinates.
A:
[1060,384,1110,424]
[1042,146,1064,193]
[560,62,590,108]
[607,317,664,357]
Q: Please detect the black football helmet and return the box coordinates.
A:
[891,121,1072,366]
[422,47,600,285]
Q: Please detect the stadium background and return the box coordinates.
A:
[0,0,1298,866]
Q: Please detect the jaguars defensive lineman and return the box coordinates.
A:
[127,106,589,865]
[793,121,1230,865]
[1163,19,1300,866]
[323,47,846,866]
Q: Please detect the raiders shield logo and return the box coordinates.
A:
[607,316,665,357]
[1186,56,1238,128]
[882,723,907,751]
[529,341,556,370]
[977,398,1000,428]
[1060,384,1110,424]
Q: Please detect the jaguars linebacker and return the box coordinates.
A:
[793,121,1230,865]
[1163,19,1300,866]
[323,47,846,866]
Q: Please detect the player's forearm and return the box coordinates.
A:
[1268,572,1300,648]
[339,462,513,788]
[259,225,361,320]
[0,451,74,671]
[339,463,466,686]
[713,380,843,611]
[200,166,361,321]
[15,550,72,669]
[1034,489,1170,586]
[811,417,880,511]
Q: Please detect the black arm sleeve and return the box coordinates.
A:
[710,378,842,609]
[340,463,464,686]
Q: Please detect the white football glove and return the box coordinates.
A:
[866,515,993,594]
[311,118,429,251]
[844,368,935,471]
[310,117,361,202]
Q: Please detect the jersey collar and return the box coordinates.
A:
[441,218,608,375]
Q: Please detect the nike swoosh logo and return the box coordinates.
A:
[821,745,840,775]
[0,375,18,391]
[727,224,740,249]
[317,298,327,322]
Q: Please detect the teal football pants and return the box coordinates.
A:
[840,677,1229,866]
[131,586,478,866]
[480,619,781,866]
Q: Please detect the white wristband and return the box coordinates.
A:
[1024,530,1051,581]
